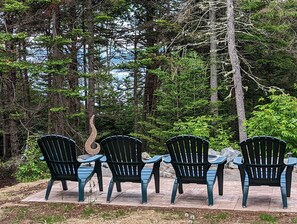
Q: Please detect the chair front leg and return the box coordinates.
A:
[141,181,148,204]
[280,184,288,208]
[45,179,55,200]
[171,178,179,204]
[107,178,115,202]
[207,183,214,206]
[242,182,249,208]
[286,166,293,197]
[78,180,85,202]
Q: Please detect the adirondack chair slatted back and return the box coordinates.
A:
[101,135,144,182]
[166,135,211,182]
[240,136,286,185]
[38,135,80,181]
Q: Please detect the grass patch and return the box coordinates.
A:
[7,206,66,224]
[204,212,229,223]
[290,218,297,224]
[62,203,75,213]
[36,215,66,224]
[259,213,277,223]
[101,209,127,220]
[162,210,185,220]
[82,206,97,217]
[12,207,29,223]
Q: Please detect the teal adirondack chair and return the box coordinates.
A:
[38,134,103,202]
[164,135,227,205]
[233,136,297,208]
[100,135,162,204]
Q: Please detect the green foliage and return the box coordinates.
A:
[139,52,236,153]
[49,106,67,113]
[95,13,114,22]
[172,116,211,139]
[0,32,28,42]
[34,35,72,48]
[3,0,29,13]
[141,115,236,153]
[241,0,267,11]
[15,134,49,182]
[246,92,297,153]
[173,117,236,151]
[239,0,297,105]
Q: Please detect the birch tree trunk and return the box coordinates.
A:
[209,0,218,117]
[226,0,247,142]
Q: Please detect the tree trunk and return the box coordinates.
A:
[141,2,159,139]
[209,0,218,117]
[226,0,247,142]
[86,0,95,134]
[21,41,31,131]
[5,15,19,157]
[0,75,12,158]
[68,3,81,130]
[51,7,65,134]
[133,37,139,133]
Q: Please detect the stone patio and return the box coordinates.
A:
[23,168,297,213]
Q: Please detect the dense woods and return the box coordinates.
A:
[1,0,297,161]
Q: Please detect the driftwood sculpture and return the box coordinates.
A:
[84,115,101,155]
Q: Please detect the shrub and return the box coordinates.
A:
[172,116,237,151]
[0,157,19,180]
[246,92,297,154]
[15,134,49,182]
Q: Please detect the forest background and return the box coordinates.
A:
[0,0,297,174]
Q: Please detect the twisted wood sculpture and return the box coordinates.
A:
[84,115,101,155]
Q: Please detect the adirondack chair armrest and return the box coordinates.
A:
[233,156,243,166]
[286,157,297,166]
[39,156,45,161]
[162,155,171,164]
[99,155,107,162]
[143,155,162,164]
[78,154,103,163]
[210,156,227,165]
